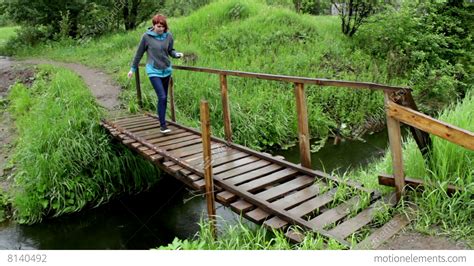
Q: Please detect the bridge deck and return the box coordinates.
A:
[101,113,409,248]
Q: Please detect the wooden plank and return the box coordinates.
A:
[173,142,226,158]
[256,175,314,201]
[270,185,325,210]
[124,123,160,132]
[216,191,238,204]
[385,94,405,202]
[212,156,260,174]
[231,199,253,213]
[378,174,461,195]
[220,74,232,142]
[146,131,194,144]
[193,151,249,168]
[308,196,361,229]
[387,100,474,151]
[119,119,158,129]
[294,82,311,168]
[227,164,283,186]
[215,160,272,180]
[152,135,201,147]
[237,168,298,192]
[114,117,154,126]
[354,213,411,249]
[287,187,336,218]
[245,208,271,223]
[263,216,288,230]
[161,138,203,151]
[134,127,184,137]
[285,230,305,243]
[328,194,397,239]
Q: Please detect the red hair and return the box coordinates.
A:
[152,14,168,32]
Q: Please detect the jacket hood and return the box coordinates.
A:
[146,27,168,38]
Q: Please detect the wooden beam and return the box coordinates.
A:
[135,67,142,109]
[378,174,461,196]
[169,77,176,122]
[200,100,217,239]
[387,101,474,151]
[220,74,232,143]
[385,93,405,202]
[294,82,312,169]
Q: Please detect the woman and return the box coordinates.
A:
[128,14,183,133]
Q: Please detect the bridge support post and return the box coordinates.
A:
[220,74,232,143]
[294,82,312,168]
[135,67,143,109]
[384,92,405,202]
[200,100,217,239]
[169,77,176,122]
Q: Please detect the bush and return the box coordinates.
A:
[355,2,473,111]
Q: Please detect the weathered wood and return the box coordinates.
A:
[398,91,432,156]
[200,100,216,239]
[147,132,194,144]
[135,67,142,108]
[160,138,203,151]
[378,174,461,195]
[385,93,405,202]
[220,74,232,143]
[328,194,397,239]
[216,191,238,204]
[354,213,412,249]
[169,77,176,122]
[227,164,283,186]
[212,156,260,174]
[216,160,272,180]
[231,199,253,213]
[387,100,474,151]
[286,187,335,218]
[256,175,314,201]
[163,116,371,194]
[294,82,311,169]
[308,196,362,229]
[263,216,288,230]
[236,167,296,191]
[271,185,322,210]
[171,65,408,92]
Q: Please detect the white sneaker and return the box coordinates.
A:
[160,127,171,133]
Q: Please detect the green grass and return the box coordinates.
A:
[0,26,18,50]
[7,65,161,223]
[9,0,397,150]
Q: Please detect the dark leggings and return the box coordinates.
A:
[149,76,171,128]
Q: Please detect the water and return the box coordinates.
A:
[272,131,391,174]
[0,131,392,250]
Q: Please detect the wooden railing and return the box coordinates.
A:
[134,64,473,202]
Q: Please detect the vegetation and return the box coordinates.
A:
[7,65,161,223]
[0,26,18,49]
[355,0,473,113]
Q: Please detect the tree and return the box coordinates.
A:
[331,0,381,37]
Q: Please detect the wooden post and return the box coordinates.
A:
[294,82,311,168]
[135,67,143,109]
[200,100,217,239]
[169,77,176,122]
[220,74,232,143]
[384,92,405,202]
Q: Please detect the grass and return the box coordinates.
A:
[7,65,162,223]
[0,26,18,50]
[9,0,398,151]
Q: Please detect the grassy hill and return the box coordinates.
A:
[10,0,398,150]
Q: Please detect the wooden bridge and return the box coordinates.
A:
[100,65,474,249]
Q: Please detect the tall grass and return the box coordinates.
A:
[0,26,19,50]
[10,0,395,150]
[8,65,161,223]
[158,217,344,250]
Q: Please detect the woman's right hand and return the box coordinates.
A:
[127,70,133,79]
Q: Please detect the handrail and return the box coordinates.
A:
[175,65,411,92]
[387,101,474,150]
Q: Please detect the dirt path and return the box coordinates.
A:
[21,59,122,111]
